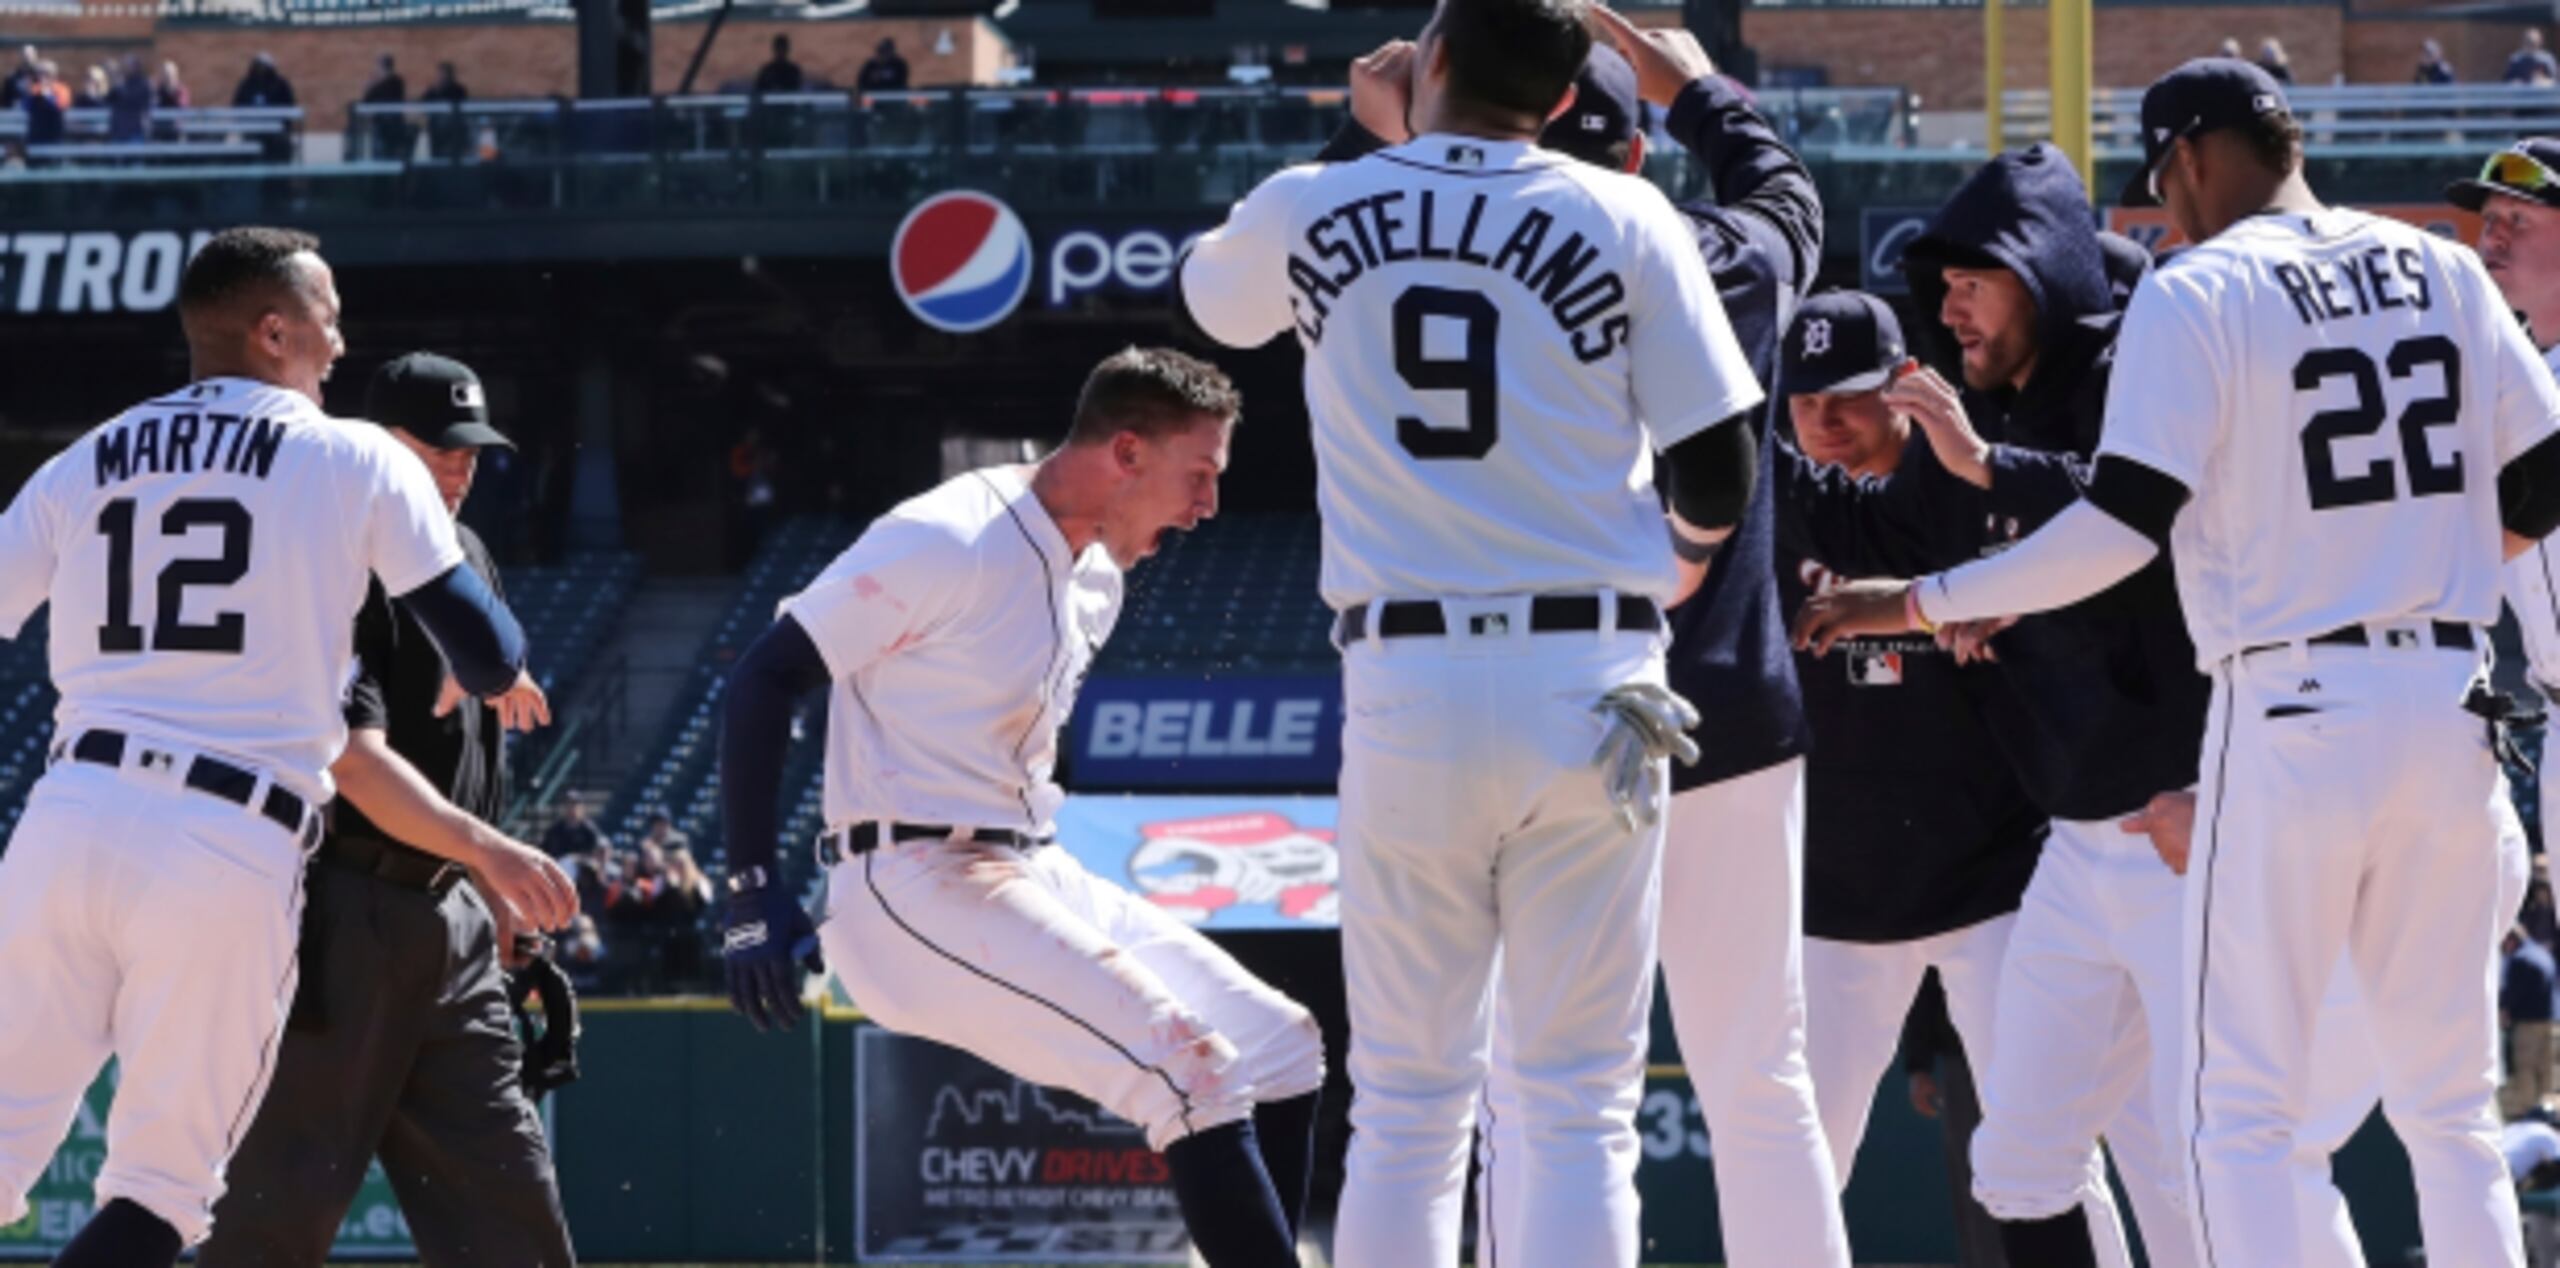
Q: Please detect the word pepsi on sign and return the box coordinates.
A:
[0,230,212,315]
[892,191,1034,334]
[1046,227,1205,308]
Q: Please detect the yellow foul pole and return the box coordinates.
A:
[1984,0,2004,154]
[2048,0,2094,188]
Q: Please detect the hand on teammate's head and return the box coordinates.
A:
[1584,4,1714,107]
[1349,40,1417,144]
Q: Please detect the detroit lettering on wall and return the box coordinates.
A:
[0,231,212,315]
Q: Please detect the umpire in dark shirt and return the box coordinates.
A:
[198,353,581,1267]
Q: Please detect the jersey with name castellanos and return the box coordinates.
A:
[0,377,465,801]
[778,466,1119,839]
[2099,209,2560,667]
[1180,135,1763,609]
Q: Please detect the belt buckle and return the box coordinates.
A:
[2374,620,2427,651]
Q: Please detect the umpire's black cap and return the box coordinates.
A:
[2449,138,2560,212]
[1540,45,1645,170]
[2120,57,2292,209]
[366,352,514,450]
[1782,290,1907,396]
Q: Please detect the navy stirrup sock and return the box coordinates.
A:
[1253,1089,1322,1237]
[53,1198,183,1268]
[1163,1119,1298,1268]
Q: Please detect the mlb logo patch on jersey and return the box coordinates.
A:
[892,191,1034,334]
[1848,650,1904,686]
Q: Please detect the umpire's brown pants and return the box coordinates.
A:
[2508,1020,2558,1119]
[197,844,576,1266]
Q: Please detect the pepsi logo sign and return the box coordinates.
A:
[892,191,1033,334]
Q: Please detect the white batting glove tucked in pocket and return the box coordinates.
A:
[1590,683,1703,833]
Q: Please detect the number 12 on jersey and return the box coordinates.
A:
[98,496,253,654]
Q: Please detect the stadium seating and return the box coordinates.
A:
[603,514,855,879]
[1101,511,1332,674]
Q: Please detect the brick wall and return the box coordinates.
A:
[1744,5,2344,110]
[21,11,1005,133]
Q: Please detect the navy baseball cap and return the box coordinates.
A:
[1540,45,1645,169]
[2120,57,2292,209]
[2449,138,2560,211]
[366,352,513,450]
[1782,291,1907,396]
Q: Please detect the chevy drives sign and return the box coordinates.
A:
[1066,674,1341,789]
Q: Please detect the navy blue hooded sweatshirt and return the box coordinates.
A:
[1792,145,2209,823]
[1653,76,1825,790]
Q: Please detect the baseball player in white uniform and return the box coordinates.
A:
[0,227,537,1267]
[2461,138,2560,857]
[715,348,1326,1268]
[1796,58,2560,1266]
[1177,1,1767,1262]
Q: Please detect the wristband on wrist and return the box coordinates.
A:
[1905,583,1938,635]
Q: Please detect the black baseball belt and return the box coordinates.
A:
[1334,593,1663,647]
[318,832,471,898]
[2242,620,2476,658]
[816,821,1049,866]
[50,728,319,847]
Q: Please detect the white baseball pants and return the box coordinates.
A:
[2289,773,2532,1266]
[1331,603,1666,1268]
[824,832,1324,1153]
[1478,758,1849,1268]
[1970,815,2191,1268]
[2181,641,2519,1268]
[0,755,310,1247]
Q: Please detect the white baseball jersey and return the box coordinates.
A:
[780,465,1118,837]
[2501,344,2560,692]
[1180,136,1762,609]
[0,377,462,798]
[2100,209,2560,667]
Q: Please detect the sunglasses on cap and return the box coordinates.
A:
[2482,147,2560,195]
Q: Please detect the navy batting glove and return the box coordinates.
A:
[722,883,822,1032]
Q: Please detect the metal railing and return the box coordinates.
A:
[0,104,305,164]
[506,651,629,838]
[2002,82,2560,153]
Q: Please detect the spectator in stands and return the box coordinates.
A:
[106,55,150,143]
[1903,974,2006,1268]
[2512,29,2560,86]
[232,52,295,108]
[2257,37,2295,84]
[540,789,608,859]
[2218,37,2242,60]
[153,59,187,109]
[361,52,407,159]
[21,62,65,152]
[421,61,467,160]
[857,38,909,92]
[2528,878,2559,950]
[753,34,803,96]
[2507,925,2560,1117]
[559,914,608,994]
[2418,38,2458,85]
[656,845,713,986]
[74,63,108,109]
[1,45,35,109]
[637,809,688,855]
